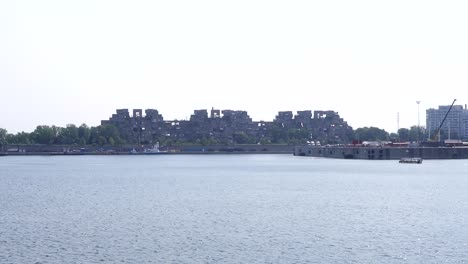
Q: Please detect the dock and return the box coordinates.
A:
[294,145,468,160]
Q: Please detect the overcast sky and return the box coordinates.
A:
[1,0,467,133]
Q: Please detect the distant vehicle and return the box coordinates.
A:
[362,141,381,147]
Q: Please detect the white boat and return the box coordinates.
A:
[399,157,423,164]
[144,143,166,154]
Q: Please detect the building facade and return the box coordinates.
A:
[426,104,468,140]
[101,108,354,144]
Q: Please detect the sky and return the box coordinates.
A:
[1,0,467,134]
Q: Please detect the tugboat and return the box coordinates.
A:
[399,157,423,164]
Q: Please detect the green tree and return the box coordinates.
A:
[199,136,219,146]
[31,125,57,144]
[389,132,399,141]
[57,124,79,144]
[5,134,14,144]
[99,125,118,139]
[89,127,100,145]
[354,127,389,141]
[406,126,426,141]
[0,129,7,151]
[78,138,87,145]
[269,127,288,143]
[233,132,251,144]
[398,128,410,141]
[0,128,7,145]
[78,124,91,144]
[287,129,310,144]
[409,126,419,141]
[98,136,107,146]
[98,124,125,145]
[6,132,31,144]
[259,137,271,145]
[67,124,79,143]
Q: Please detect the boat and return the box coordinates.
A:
[143,143,167,154]
[399,157,423,164]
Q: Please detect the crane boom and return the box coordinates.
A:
[431,99,457,142]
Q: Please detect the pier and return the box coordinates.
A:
[294,145,468,159]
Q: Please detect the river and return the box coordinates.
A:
[1,155,467,263]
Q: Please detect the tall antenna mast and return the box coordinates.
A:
[397,112,400,131]
[416,101,421,142]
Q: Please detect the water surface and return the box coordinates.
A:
[1,155,467,263]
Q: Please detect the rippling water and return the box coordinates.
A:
[1,155,468,263]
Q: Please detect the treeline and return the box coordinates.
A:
[0,124,433,147]
[0,124,126,146]
[0,125,315,146]
[160,128,314,146]
[354,126,428,142]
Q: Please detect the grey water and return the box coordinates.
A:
[1,155,467,264]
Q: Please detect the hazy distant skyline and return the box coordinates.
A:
[1,0,467,133]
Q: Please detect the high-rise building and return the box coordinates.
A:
[426,104,468,140]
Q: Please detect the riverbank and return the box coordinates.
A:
[1,151,291,156]
[0,143,294,156]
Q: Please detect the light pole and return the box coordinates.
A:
[416,101,421,142]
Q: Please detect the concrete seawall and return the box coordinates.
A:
[0,144,294,156]
[294,146,468,159]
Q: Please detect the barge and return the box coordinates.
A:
[294,145,468,160]
[399,157,423,164]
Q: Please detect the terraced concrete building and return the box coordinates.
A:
[102,108,353,144]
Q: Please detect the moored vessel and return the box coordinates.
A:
[399,157,423,164]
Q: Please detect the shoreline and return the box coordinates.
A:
[0,151,292,156]
[0,143,295,156]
